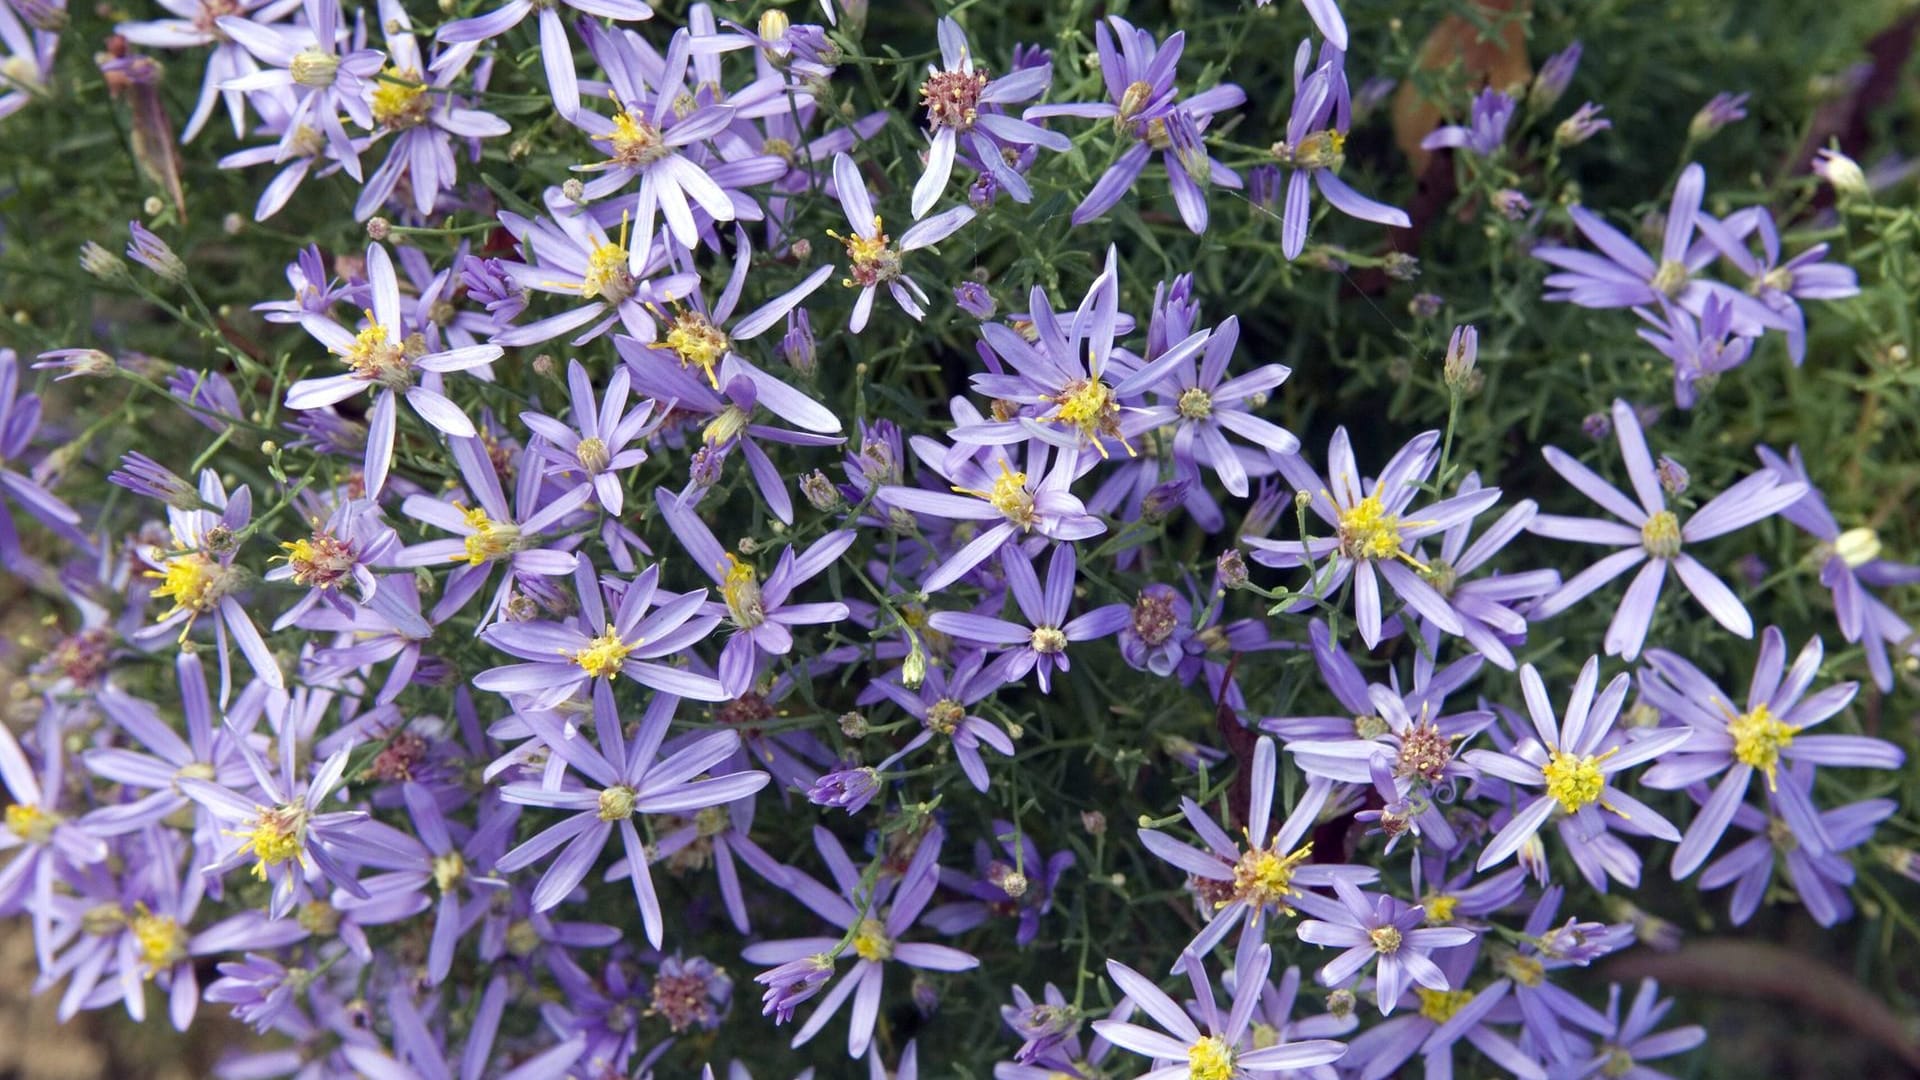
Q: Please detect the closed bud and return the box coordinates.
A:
[789,237,812,260]
[781,308,816,376]
[757,9,789,41]
[1443,324,1478,390]
[290,49,339,88]
[561,178,586,203]
[1656,455,1689,497]
[1215,549,1248,589]
[800,470,843,512]
[531,353,556,377]
[366,217,391,241]
[1327,989,1356,1019]
[1081,810,1107,835]
[1814,148,1868,198]
[1382,252,1420,281]
[900,636,926,690]
[79,241,129,282]
[838,711,868,738]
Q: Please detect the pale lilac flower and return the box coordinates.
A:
[1698,762,1894,927]
[0,718,111,969]
[863,651,1017,792]
[490,202,698,348]
[0,2,54,124]
[435,0,651,119]
[1420,88,1516,157]
[1272,40,1409,258]
[628,226,835,390]
[828,152,974,332]
[1632,295,1756,408]
[1465,658,1689,873]
[927,543,1129,694]
[1697,206,1860,364]
[1528,398,1807,659]
[1095,945,1348,1077]
[264,497,407,629]
[286,243,502,497]
[134,469,283,693]
[1531,42,1582,109]
[115,0,297,142]
[1688,91,1749,139]
[1294,880,1477,1014]
[519,359,659,516]
[1132,315,1299,497]
[215,0,383,179]
[1405,472,1558,671]
[908,18,1065,219]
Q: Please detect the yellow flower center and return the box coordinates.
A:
[702,405,750,446]
[370,67,430,129]
[579,239,636,306]
[1248,1021,1280,1050]
[5,803,57,844]
[289,49,339,88]
[1370,925,1404,954]
[852,917,894,961]
[572,625,635,678]
[279,531,355,590]
[721,553,766,628]
[1421,892,1459,925]
[831,218,901,288]
[1277,129,1346,169]
[1187,1035,1234,1080]
[1051,377,1126,455]
[432,851,466,892]
[1416,987,1475,1024]
[1117,80,1154,123]
[574,436,610,473]
[1176,386,1213,420]
[954,460,1036,529]
[657,311,731,389]
[1501,952,1545,987]
[1640,510,1682,558]
[1726,702,1795,789]
[1834,526,1881,568]
[1338,493,1419,563]
[151,550,235,619]
[1542,749,1609,814]
[1029,626,1068,654]
[1229,840,1313,912]
[337,312,414,388]
[130,906,188,974]
[926,699,965,736]
[598,106,670,166]
[457,507,521,566]
[597,784,637,821]
[1650,259,1690,298]
[1601,1047,1636,1078]
[236,805,307,879]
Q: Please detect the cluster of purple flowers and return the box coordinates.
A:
[1,0,1914,1076]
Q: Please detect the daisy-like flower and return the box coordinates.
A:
[1527,398,1807,660]
[1027,15,1246,234]
[1633,294,1756,409]
[265,497,406,630]
[1138,736,1375,960]
[1095,944,1348,1079]
[631,227,835,391]
[1293,880,1477,1015]
[1465,658,1690,873]
[215,0,383,180]
[114,0,294,142]
[1420,88,1516,158]
[741,825,978,1058]
[1696,206,1859,364]
[287,243,502,497]
[0,718,111,969]
[519,359,660,516]
[654,489,855,696]
[0,2,55,126]
[434,0,651,120]
[861,649,1016,793]
[1405,473,1558,671]
[474,560,729,708]
[1246,428,1502,648]
[494,684,769,944]
[1639,627,1903,878]
[1271,41,1410,259]
[1560,979,1705,1080]
[908,17,1065,219]
[134,469,282,694]
[1757,443,1920,692]
[828,152,974,332]
[928,543,1129,694]
[491,200,698,348]
[1698,762,1894,927]
[1133,315,1299,497]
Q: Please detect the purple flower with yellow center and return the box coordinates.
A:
[1132,315,1299,497]
[1095,944,1348,1079]
[1633,295,1756,409]
[654,489,854,696]
[1757,443,1920,691]
[491,204,697,348]
[908,17,1065,219]
[519,359,660,517]
[215,0,383,181]
[1294,880,1478,1015]
[114,0,294,143]
[287,243,502,497]
[1560,979,1705,1080]
[1272,40,1410,259]
[1698,207,1859,364]
[878,436,1102,592]
[569,26,744,259]
[862,649,1015,792]
[1420,88,1516,158]
[474,560,728,708]
[1698,762,1893,927]
[741,824,978,1058]
[133,469,283,695]
[355,0,512,220]
[1639,627,1903,878]
[434,0,651,120]
[1139,736,1375,960]
[494,684,769,944]
[394,434,586,627]
[828,152,975,332]
[958,246,1213,459]
[928,543,1129,693]
[1402,472,1558,671]
[924,818,1074,946]
[631,227,836,392]
[86,651,256,841]
[1027,15,1246,234]
[0,718,111,970]
[264,497,404,630]
[1246,428,1502,648]
[1528,398,1807,660]
[1464,657,1689,874]
[1531,163,1787,336]
[0,349,86,568]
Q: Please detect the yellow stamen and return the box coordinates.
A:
[1187,1035,1234,1080]
[1542,748,1610,814]
[1228,839,1313,913]
[1724,701,1796,790]
[571,625,635,678]
[953,460,1035,528]
[721,554,765,628]
[370,67,430,129]
[455,506,520,566]
[852,917,893,961]
[130,904,188,975]
[1416,987,1476,1024]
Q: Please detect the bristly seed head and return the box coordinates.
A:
[921,68,990,131]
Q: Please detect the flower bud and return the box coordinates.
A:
[1080,810,1107,836]
[900,636,927,690]
[79,241,129,282]
[366,217,391,241]
[1814,148,1868,198]
[1408,292,1442,319]
[1656,455,1689,497]
[126,221,187,284]
[800,470,843,512]
[290,48,339,88]
[953,280,996,320]
[1492,188,1532,220]
[1443,325,1478,390]
[1215,549,1249,589]
[781,308,816,376]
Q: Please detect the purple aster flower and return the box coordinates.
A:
[908,17,1065,218]
[1420,88,1516,157]
[1139,736,1375,960]
[828,152,975,331]
[253,244,353,324]
[1464,658,1689,875]
[1271,40,1409,258]
[1697,762,1894,927]
[1688,91,1749,139]
[0,717,111,969]
[953,280,996,320]
[928,543,1129,693]
[165,365,246,432]
[1130,314,1299,496]
[215,0,383,180]
[923,818,1074,945]
[1528,398,1807,659]
[264,497,408,629]
[1342,939,1543,1080]
[1632,295,1756,408]
[1757,443,1920,690]
[435,0,650,120]
[1554,102,1612,146]
[394,433,586,627]
[1095,944,1348,1077]
[114,0,296,142]
[87,651,257,842]
[494,684,768,943]
[1698,206,1860,364]
[1406,473,1558,671]
[630,227,835,392]
[995,983,1135,1078]
[1532,163,1787,336]
[490,202,698,348]
[1531,42,1583,109]
[109,451,199,509]
[1246,428,1502,648]
[0,349,86,566]
[133,469,283,694]
[474,559,728,707]
[287,243,502,497]
[860,649,1016,792]
[1027,15,1246,234]
[740,824,978,1058]
[1483,886,1633,1061]
[638,784,792,935]
[1560,979,1705,1080]
[1115,582,1197,677]
[356,0,512,220]
[1640,627,1903,878]
[1252,0,1350,49]
[1294,879,1477,1015]
[519,359,660,516]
